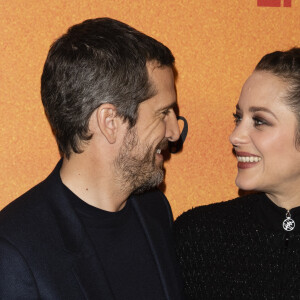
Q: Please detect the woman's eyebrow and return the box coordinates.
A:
[249,106,278,120]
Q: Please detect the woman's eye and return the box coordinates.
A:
[233,113,241,124]
[253,117,267,126]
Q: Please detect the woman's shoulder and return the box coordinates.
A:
[174,192,261,230]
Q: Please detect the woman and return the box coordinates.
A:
[175,48,300,299]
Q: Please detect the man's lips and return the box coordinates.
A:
[156,140,169,154]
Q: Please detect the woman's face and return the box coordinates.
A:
[230,71,300,195]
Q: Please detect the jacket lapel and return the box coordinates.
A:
[45,161,116,300]
[131,192,183,300]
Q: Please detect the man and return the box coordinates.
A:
[0,18,183,299]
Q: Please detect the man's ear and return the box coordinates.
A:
[96,103,120,144]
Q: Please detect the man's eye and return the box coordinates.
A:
[162,109,171,116]
[233,113,241,124]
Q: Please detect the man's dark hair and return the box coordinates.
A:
[255,48,300,146]
[41,18,175,158]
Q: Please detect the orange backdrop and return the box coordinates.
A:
[0,0,299,218]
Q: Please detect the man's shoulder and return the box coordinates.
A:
[0,164,60,244]
[0,180,49,235]
[0,161,61,227]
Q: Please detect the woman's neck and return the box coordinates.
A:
[266,190,300,210]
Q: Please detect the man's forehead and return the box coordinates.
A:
[146,61,173,74]
[143,61,176,109]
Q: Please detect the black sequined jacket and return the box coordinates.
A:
[174,193,300,299]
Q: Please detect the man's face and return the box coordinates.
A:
[114,63,180,194]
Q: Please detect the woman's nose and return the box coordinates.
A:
[229,123,249,146]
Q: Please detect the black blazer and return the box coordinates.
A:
[0,161,183,299]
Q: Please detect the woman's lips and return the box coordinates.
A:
[235,152,261,169]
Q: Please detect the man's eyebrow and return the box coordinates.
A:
[158,102,176,112]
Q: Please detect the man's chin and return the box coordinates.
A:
[132,169,164,194]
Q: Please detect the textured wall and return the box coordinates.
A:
[0,0,299,218]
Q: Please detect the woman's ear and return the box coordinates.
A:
[96,104,119,144]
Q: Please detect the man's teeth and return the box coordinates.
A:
[237,156,261,163]
[156,149,161,154]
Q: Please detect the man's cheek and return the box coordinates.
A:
[139,120,164,140]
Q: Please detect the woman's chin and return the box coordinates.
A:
[235,178,257,192]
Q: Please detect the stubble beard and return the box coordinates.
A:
[114,127,165,195]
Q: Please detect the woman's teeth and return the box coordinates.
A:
[237,156,261,163]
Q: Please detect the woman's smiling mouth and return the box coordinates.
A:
[235,152,262,169]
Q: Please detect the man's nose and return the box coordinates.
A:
[166,112,180,142]
[168,116,188,153]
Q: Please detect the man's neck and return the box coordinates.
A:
[60,155,131,212]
